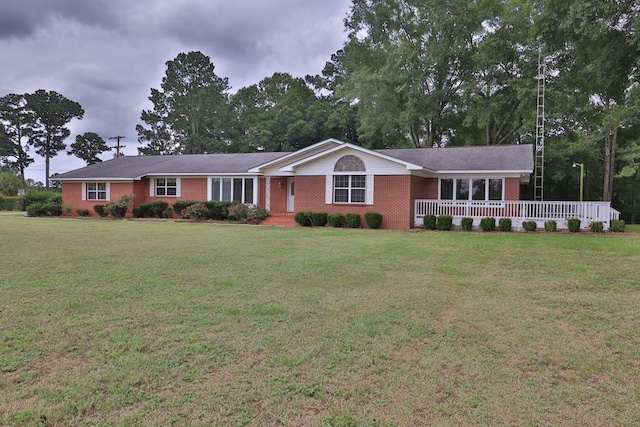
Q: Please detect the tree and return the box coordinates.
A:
[0,169,25,196]
[0,93,34,178]
[137,51,234,155]
[25,90,84,187]
[68,132,109,164]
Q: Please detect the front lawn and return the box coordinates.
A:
[1,217,639,426]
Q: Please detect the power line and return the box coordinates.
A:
[109,136,126,157]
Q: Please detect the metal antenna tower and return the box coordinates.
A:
[534,48,545,201]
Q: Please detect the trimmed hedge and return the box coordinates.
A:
[345,213,361,228]
[498,218,512,232]
[93,204,107,217]
[0,195,21,211]
[544,220,557,232]
[522,220,537,232]
[364,212,383,229]
[461,217,473,231]
[77,208,90,217]
[133,201,171,218]
[294,211,313,227]
[589,221,604,232]
[312,212,328,227]
[173,200,198,215]
[26,202,62,217]
[610,219,625,232]
[437,215,453,231]
[480,217,496,232]
[567,218,581,232]
[423,214,437,230]
[328,213,346,228]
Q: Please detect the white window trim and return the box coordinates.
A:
[439,178,504,201]
[151,177,181,197]
[327,174,373,205]
[208,176,257,204]
[82,182,110,201]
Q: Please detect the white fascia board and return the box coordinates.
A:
[436,170,532,176]
[57,177,135,182]
[248,138,345,173]
[279,143,425,172]
[142,173,261,177]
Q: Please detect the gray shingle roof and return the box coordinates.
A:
[55,144,533,180]
[377,144,534,172]
[55,152,291,179]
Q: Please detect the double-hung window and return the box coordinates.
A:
[155,178,178,196]
[332,155,368,204]
[440,178,503,201]
[86,182,108,200]
[210,177,254,203]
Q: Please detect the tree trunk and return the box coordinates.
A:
[602,126,618,202]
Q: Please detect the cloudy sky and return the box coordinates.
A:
[0,0,352,183]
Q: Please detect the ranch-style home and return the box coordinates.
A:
[56,138,617,229]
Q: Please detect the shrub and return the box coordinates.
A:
[133,201,171,218]
[461,217,473,231]
[246,205,269,224]
[93,204,107,217]
[522,220,537,232]
[590,221,604,232]
[62,202,73,215]
[26,202,62,217]
[498,218,512,232]
[105,194,134,219]
[22,189,61,209]
[294,211,313,226]
[77,208,90,217]
[345,213,361,228]
[204,201,233,220]
[0,195,21,211]
[544,220,557,232]
[567,218,581,232]
[227,203,249,221]
[181,203,209,220]
[479,217,496,232]
[173,200,198,214]
[437,215,453,231]
[423,214,437,230]
[312,212,328,227]
[610,219,626,232]
[328,213,346,228]
[364,212,383,229]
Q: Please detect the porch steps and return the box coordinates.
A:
[260,213,298,227]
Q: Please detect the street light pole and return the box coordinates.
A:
[572,162,584,202]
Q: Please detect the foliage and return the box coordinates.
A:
[137,51,234,155]
[24,90,84,187]
[227,203,249,221]
[544,220,557,232]
[0,93,34,178]
[610,220,626,232]
[246,205,269,224]
[522,221,537,232]
[0,169,25,196]
[68,132,109,164]
[590,221,604,233]
[204,201,233,220]
[180,203,209,220]
[76,208,90,217]
[328,213,347,228]
[422,214,437,230]
[567,218,581,233]
[105,194,135,219]
[62,202,73,215]
[0,195,21,211]
[345,213,361,228]
[364,212,383,229]
[312,212,328,227]
[437,215,453,231]
[93,204,107,217]
[172,200,199,214]
[498,218,512,232]
[461,217,473,231]
[294,210,313,227]
[133,201,171,218]
[22,189,60,209]
[480,217,496,232]
[26,202,61,217]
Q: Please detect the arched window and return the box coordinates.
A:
[333,155,366,203]
[334,155,366,172]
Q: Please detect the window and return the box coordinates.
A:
[439,178,503,201]
[155,178,178,196]
[86,182,107,200]
[211,177,254,203]
[334,175,366,203]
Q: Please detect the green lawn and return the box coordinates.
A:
[1,217,639,426]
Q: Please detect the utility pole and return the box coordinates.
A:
[109,136,126,157]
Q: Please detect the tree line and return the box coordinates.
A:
[2,0,639,220]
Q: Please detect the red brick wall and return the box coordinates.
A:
[425,178,438,198]
[505,177,520,200]
[294,175,415,229]
[61,181,135,216]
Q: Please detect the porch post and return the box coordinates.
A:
[265,176,271,211]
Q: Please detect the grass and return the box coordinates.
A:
[1,217,640,426]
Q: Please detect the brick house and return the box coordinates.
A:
[56,138,535,229]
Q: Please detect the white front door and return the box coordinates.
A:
[287,178,295,212]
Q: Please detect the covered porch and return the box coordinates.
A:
[415,200,620,230]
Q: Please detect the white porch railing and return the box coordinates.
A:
[414,200,620,230]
